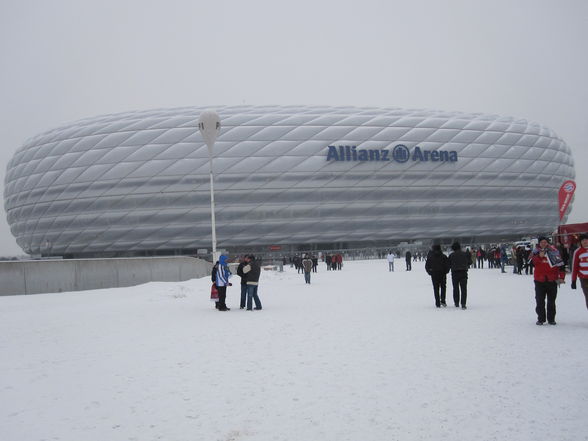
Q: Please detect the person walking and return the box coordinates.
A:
[570,233,588,311]
[387,251,395,272]
[325,254,332,271]
[294,255,303,274]
[499,245,508,273]
[236,255,249,309]
[531,237,565,325]
[332,254,339,271]
[302,254,313,284]
[425,244,450,308]
[516,247,525,275]
[211,255,232,311]
[243,255,262,311]
[477,248,485,269]
[405,250,412,271]
[526,247,534,275]
[448,242,469,309]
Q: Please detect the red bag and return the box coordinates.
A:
[210,283,219,302]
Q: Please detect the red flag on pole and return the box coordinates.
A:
[558,180,576,221]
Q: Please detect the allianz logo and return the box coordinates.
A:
[326,144,458,163]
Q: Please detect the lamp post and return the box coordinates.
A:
[198,110,221,263]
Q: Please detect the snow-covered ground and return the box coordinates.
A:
[1,259,587,441]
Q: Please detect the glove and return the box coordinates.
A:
[228,283,233,287]
[571,280,577,289]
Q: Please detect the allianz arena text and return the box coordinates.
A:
[4,105,576,258]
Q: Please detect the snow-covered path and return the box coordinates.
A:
[1,259,586,441]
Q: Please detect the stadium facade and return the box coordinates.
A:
[4,106,576,258]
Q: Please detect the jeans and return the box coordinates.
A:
[431,273,447,306]
[452,271,468,306]
[240,284,248,308]
[304,271,311,284]
[388,262,394,272]
[246,284,262,310]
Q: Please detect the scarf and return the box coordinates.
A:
[531,245,564,268]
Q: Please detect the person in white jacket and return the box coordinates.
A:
[387,251,396,272]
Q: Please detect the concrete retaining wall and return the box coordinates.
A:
[0,256,212,296]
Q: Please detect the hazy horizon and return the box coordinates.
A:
[1,0,586,255]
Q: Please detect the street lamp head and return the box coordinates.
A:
[198,110,221,151]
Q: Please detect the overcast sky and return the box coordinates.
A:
[1,0,586,255]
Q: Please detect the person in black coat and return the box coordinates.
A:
[243,255,262,310]
[425,244,450,307]
[236,256,249,309]
[405,251,412,271]
[448,242,469,309]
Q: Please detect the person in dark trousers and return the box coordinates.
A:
[425,244,450,308]
[516,247,525,275]
[531,237,565,325]
[325,254,332,271]
[448,242,469,309]
[570,234,588,310]
[405,251,412,271]
[243,254,262,310]
[312,255,318,273]
[211,255,232,311]
[477,248,485,269]
[237,255,249,309]
[302,254,313,284]
[294,255,303,274]
[336,254,343,270]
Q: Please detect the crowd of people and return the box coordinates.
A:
[419,235,588,325]
[209,234,588,325]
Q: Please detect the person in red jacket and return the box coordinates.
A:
[531,237,566,325]
[570,233,588,310]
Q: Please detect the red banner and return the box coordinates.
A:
[558,180,576,221]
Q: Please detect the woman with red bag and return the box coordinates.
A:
[211,255,232,311]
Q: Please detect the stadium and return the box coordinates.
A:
[3,105,576,258]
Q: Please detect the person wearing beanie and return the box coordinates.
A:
[531,237,565,325]
[425,244,450,307]
[242,255,263,310]
[211,255,232,311]
[448,241,469,309]
[570,233,588,311]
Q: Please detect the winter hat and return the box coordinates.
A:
[537,236,549,243]
[579,233,588,241]
[451,241,461,251]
